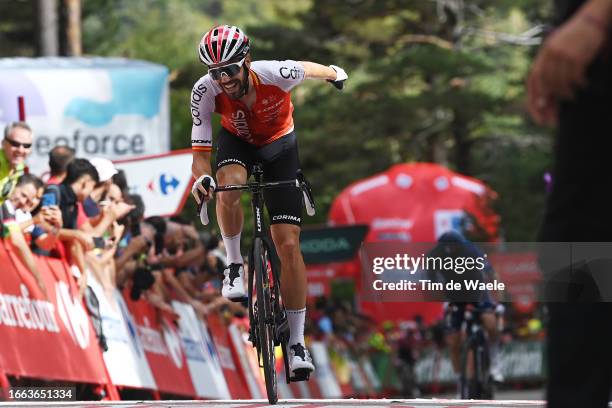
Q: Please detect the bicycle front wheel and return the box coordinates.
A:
[254,237,278,404]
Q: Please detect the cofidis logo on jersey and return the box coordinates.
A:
[279,65,304,80]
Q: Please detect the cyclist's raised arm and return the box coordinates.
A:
[299,61,338,81]
[255,60,347,91]
[300,61,348,88]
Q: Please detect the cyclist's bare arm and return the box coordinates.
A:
[190,76,217,207]
[192,150,212,179]
[299,61,338,80]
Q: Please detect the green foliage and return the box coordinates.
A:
[0,0,553,243]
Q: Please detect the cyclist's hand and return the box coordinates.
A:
[191,174,216,206]
[328,65,348,90]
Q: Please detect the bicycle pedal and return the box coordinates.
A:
[229,295,248,303]
[289,368,311,382]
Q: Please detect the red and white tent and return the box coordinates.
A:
[328,162,499,325]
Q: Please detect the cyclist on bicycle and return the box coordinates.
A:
[426,217,503,387]
[190,24,347,377]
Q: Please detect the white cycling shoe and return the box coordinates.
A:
[490,364,504,383]
[289,343,315,378]
[222,263,247,300]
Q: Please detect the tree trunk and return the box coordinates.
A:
[64,0,82,56]
[37,0,59,56]
[452,110,472,175]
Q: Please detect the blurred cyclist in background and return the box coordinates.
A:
[426,214,504,391]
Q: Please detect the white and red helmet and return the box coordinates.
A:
[198,25,250,66]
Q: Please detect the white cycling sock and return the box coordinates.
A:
[490,340,500,369]
[222,232,243,265]
[287,308,306,347]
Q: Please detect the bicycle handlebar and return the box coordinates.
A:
[198,174,315,225]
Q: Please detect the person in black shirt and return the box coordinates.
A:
[58,158,99,229]
[528,1,612,407]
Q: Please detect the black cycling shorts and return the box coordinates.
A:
[215,127,303,226]
[444,301,496,332]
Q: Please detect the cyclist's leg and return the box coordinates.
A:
[445,303,464,374]
[478,298,502,381]
[215,129,254,297]
[257,131,305,313]
[258,132,313,374]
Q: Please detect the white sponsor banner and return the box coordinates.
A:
[171,301,231,399]
[114,150,192,217]
[277,369,294,399]
[0,57,170,176]
[348,357,367,393]
[227,323,264,399]
[87,276,156,388]
[310,341,342,398]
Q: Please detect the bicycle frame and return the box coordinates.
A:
[458,305,493,399]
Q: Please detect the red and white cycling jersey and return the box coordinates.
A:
[190,60,305,152]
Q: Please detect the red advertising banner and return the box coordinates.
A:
[0,242,108,384]
[122,292,195,397]
[206,314,251,399]
[490,252,541,313]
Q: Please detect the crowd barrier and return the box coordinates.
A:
[0,240,379,400]
[0,240,544,400]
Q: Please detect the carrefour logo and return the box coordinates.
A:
[147,174,180,195]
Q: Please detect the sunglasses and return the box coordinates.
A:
[4,137,32,149]
[208,57,246,81]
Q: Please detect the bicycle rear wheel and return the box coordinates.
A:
[460,331,493,399]
[254,237,278,404]
[474,332,494,399]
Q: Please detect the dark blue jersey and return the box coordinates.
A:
[426,231,494,302]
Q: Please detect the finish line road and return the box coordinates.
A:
[0,399,547,408]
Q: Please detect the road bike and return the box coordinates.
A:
[199,164,315,404]
[455,304,495,399]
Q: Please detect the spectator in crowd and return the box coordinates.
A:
[112,170,130,200]
[1,174,48,295]
[77,158,121,235]
[528,0,612,407]
[47,145,75,185]
[89,158,118,203]
[53,158,100,293]
[114,194,150,287]
[57,158,99,230]
[0,122,32,204]
[1,174,63,256]
[85,180,128,299]
[1,174,44,226]
[141,216,212,318]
